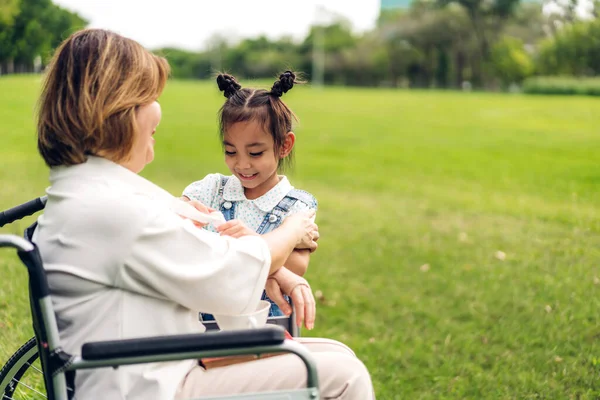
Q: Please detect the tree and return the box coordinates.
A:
[376,1,473,88]
[489,36,534,85]
[0,0,19,72]
[437,0,522,86]
[0,0,86,74]
[300,20,358,84]
[0,0,19,25]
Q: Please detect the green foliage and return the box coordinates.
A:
[489,36,534,85]
[302,22,356,54]
[142,0,575,91]
[6,0,600,93]
[523,76,600,96]
[2,76,600,398]
[0,0,86,69]
[377,7,407,26]
[0,0,19,25]
[437,0,520,18]
[535,19,600,76]
[155,48,212,80]
[159,0,545,90]
[0,19,14,61]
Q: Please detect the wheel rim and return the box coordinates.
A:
[1,341,46,399]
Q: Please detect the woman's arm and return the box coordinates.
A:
[215,215,318,276]
[283,249,311,276]
[116,193,313,316]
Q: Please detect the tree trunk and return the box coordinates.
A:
[386,44,401,87]
[455,48,465,88]
[467,9,489,87]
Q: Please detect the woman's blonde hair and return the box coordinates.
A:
[37,29,170,167]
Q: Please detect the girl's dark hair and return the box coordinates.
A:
[216,70,302,170]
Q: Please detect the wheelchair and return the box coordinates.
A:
[0,197,319,399]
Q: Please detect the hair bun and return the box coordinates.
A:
[216,74,241,98]
[270,70,296,97]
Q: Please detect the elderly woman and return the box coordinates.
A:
[33,28,374,400]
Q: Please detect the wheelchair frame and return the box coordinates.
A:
[0,197,319,400]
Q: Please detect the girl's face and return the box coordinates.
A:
[223,120,294,200]
[124,101,162,173]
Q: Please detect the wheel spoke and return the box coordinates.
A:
[13,378,47,398]
[24,363,43,375]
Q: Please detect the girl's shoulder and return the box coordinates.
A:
[182,173,228,206]
[272,176,318,212]
[273,175,317,215]
[285,188,318,210]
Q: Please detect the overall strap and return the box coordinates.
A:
[218,175,228,197]
[285,189,318,210]
[256,189,317,234]
[217,175,236,221]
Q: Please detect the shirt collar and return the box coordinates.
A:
[223,175,293,213]
[49,156,176,205]
[222,175,247,202]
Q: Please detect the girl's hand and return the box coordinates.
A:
[266,267,315,330]
[217,219,259,238]
[282,210,318,252]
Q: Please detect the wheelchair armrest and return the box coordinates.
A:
[81,326,286,361]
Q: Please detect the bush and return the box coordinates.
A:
[522,76,600,96]
[535,20,600,76]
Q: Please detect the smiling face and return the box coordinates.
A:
[223,120,294,200]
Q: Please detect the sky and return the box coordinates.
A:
[53,0,381,51]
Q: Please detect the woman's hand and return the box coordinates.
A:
[217,219,259,238]
[282,210,319,253]
[179,196,216,228]
[295,229,320,253]
[266,267,315,330]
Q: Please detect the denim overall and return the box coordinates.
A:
[201,175,317,321]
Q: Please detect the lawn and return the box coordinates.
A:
[1,75,600,399]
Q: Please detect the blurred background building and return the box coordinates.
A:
[381,0,412,9]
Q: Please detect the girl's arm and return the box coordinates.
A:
[282,196,319,277]
[283,249,311,276]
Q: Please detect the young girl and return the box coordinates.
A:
[182,71,318,320]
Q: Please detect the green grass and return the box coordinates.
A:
[1,75,600,399]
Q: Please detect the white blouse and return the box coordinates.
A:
[33,157,271,400]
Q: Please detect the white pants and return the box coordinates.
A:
[175,337,375,399]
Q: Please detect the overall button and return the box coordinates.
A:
[268,214,278,223]
[223,201,232,209]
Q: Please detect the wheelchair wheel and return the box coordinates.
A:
[0,337,47,399]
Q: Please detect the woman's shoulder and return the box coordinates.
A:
[51,186,154,241]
